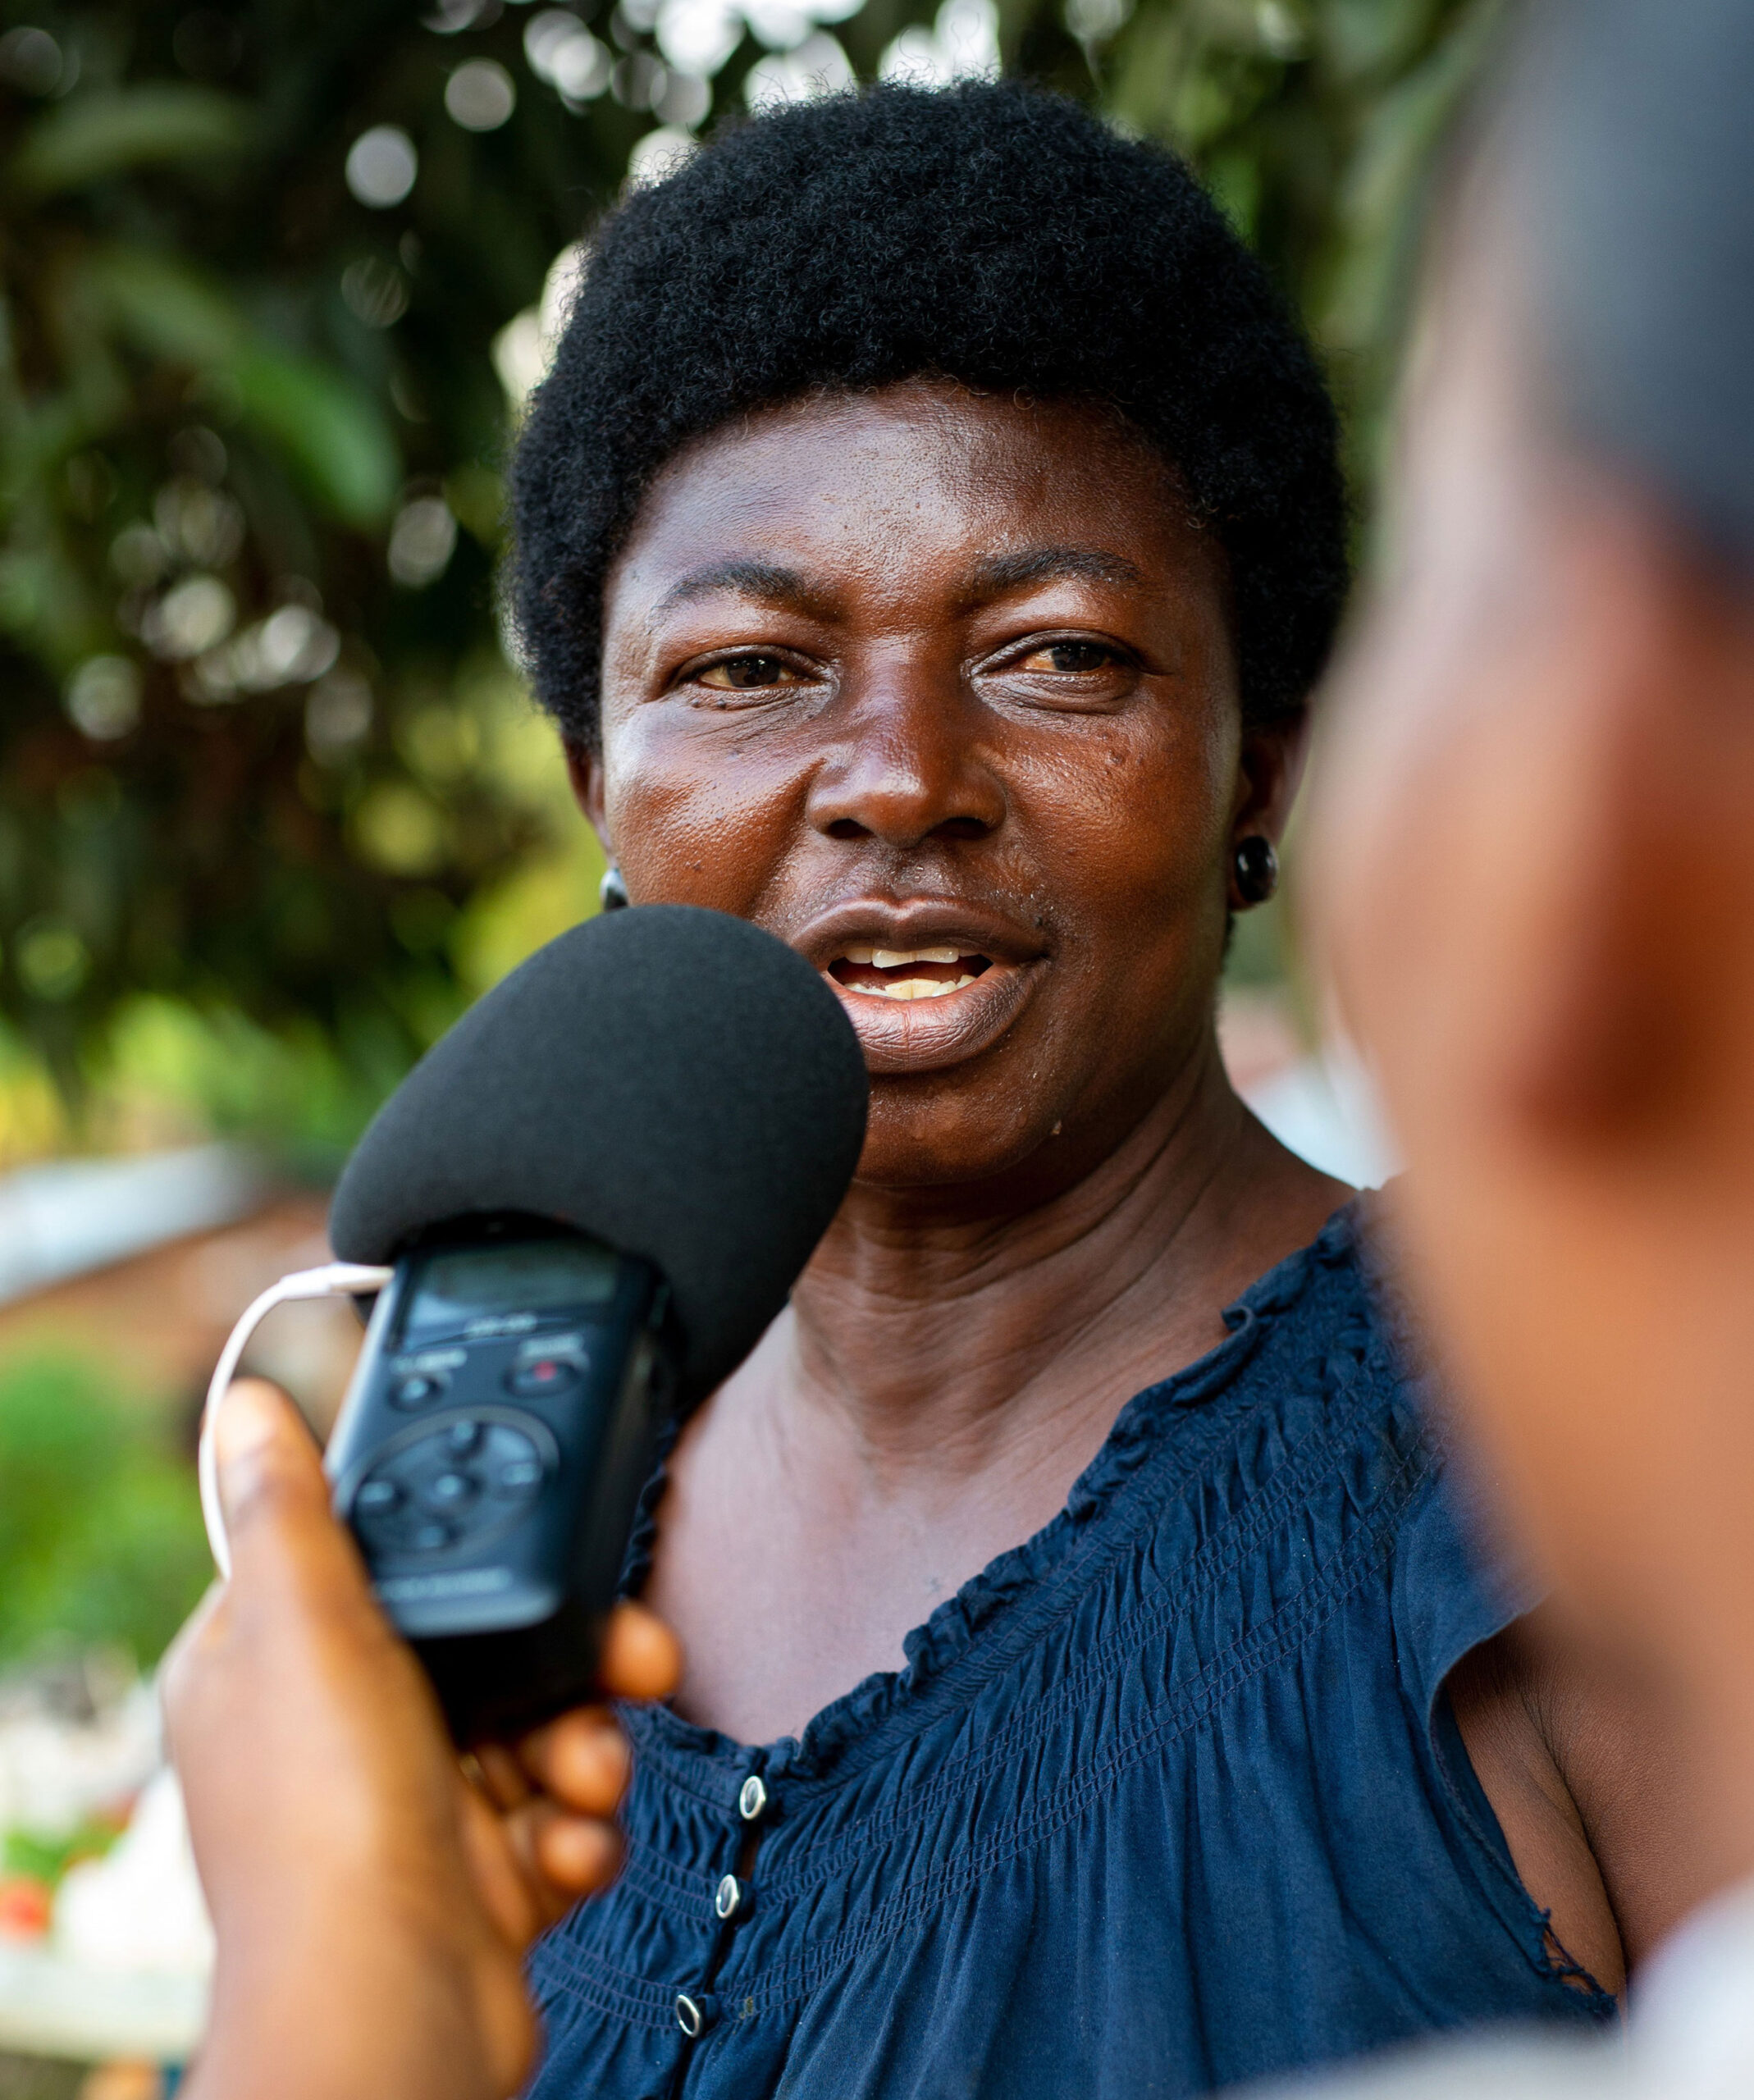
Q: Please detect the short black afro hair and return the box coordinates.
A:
[511,81,1348,747]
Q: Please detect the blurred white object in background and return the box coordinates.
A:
[387,495,459,589]
[657,0,743,71]
[493,241,594,413]
[1245,1042,1400,1191]
[56,1770,212,1980]
[0,1669,208,2063]
[0,1145,265,1309]
[0,1669,158,1841]
[0,1938,203,2068]
[1219,987,1400,1192]
[879,0,1000,84]
[445,57,518,132]
[745,31,852,108]
[627,125,701,185]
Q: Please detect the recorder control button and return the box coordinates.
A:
[391,1373,445,1409]
[505,1356,579,1397]
[486,1426,545,1497]
[349,1418,546,1558]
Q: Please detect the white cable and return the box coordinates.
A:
[199,1262,394,1581]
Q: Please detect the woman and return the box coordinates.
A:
[507,82,1641,2100]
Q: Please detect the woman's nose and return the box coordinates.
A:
[806,675,1006,849]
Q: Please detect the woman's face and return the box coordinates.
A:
[582,379,1292,1193]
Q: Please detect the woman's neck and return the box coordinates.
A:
[777,1034,1345,1496]
[648,1033,1348,1740]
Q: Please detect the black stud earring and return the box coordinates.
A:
[598,864,629,911]
[1232,835,1278,908]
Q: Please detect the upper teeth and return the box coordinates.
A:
[840,945,964,967]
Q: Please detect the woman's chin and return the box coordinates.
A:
[829,960,1042,1076]
[849,1102,1061,1193]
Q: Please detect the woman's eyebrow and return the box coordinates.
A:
[651,558,833,619]
[962,546,1145,600]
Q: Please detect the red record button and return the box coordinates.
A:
[505,1355,581,1397]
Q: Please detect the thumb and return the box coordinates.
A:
[216,1379,348,1590]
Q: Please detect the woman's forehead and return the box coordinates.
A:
[606,381,1208,611]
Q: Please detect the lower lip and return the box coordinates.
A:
[825,961,1040,1074]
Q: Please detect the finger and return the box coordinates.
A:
[516,1709,630,1818]
[457,1776,546,1952]
[500,1796,624,1918]
[532,1812,623,1898]
[468,1743,532,1812]
[597,1602,683,1702]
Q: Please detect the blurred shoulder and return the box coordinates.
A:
[1251,2031,1628,2100]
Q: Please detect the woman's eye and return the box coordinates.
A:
[695,654,801,690]
[1015,641,1120,675]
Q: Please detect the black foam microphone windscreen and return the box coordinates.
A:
[328,906,868,1401]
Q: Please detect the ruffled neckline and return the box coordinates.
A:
[619,1197,1368,1788]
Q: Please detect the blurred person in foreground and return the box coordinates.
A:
[1303,0,1754,2086]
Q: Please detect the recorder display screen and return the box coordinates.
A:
[403,1239,618,1335]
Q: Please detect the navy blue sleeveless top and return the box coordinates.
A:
[527,1203,1614,2099]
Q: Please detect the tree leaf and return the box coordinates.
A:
[230,349,400,528]
[84,245,246,366]
[10,86,253,196]
[80,249,396,524]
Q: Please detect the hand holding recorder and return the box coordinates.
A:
[167,1376,681,2100]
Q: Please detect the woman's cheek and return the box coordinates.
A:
[603,714,806,916]
[1047,719,1231,918]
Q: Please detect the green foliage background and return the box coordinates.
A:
[0,0,1500,1148]
[0,1350,210,1666]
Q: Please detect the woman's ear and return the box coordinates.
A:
[1230,714,1313,850]
[1225,716,1309,911]
[564,742,613,861]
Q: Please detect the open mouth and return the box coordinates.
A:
[828,945,995,1002]
[802,905,1044,1074]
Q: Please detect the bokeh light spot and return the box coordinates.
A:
[65,658,142,742]
[388,497,459,587]
[16,920,91,1005]
[446,57,518,130]
[0,25,62,96]
[345,126,419,208]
